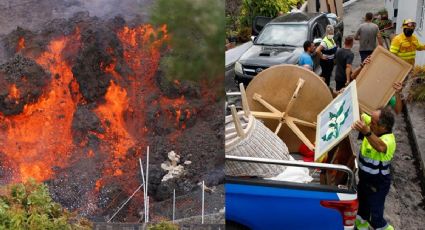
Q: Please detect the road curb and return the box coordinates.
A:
[404,102,425,180]
[342,0,360,8]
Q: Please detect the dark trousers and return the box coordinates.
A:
[360,50,373,63]
[357,170,391,229]
[335,80,346,91]
[320,59,334,86]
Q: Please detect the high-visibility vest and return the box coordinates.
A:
[390,33,425,65]
[321,36,337,59]
[359,114,396,176]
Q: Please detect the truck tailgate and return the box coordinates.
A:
[226,181,355,230]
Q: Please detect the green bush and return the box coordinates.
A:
[377,8,388,16]
[0,180,91,230]
[148,221,179,230]
[151,0,225,82]
[226,0,243,40]
[239,0,303,28]
[237,27,252,43]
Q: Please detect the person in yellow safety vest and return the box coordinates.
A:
[316,25,337,87]
[390,19,425,65]
[352,107,396,230]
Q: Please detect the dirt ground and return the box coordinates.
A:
[384,113,425,229]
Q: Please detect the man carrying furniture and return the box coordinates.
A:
[352,108,396,230]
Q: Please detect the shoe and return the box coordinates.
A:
[383,225,394,230]
[354,218,370,230]
[375,224,394,230]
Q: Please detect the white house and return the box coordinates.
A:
[384,0,398,22]
[385,0,425,65]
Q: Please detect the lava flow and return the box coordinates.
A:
[0,31,81,182]
[0,14,219,221]
[16,37,25,52]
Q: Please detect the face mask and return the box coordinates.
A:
[404,28,414,37]
[327,35,334,39]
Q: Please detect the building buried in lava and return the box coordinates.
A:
[0,5,224,223]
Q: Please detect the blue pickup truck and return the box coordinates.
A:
[225,138,358,230]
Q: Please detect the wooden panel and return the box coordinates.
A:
[356,46,412,114]
[315,81,359,161]
[335,0,344,18]
[328,0,336,14]
[320,0,328,12]
[308,0,317,13]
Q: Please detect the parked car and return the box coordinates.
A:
[235,12,344,85]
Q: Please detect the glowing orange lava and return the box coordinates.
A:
[7,84,20,101]
[159,96,193,129]
[0,22,194,212]
[16,37,25,51]
[95,81,135,175]
[0,32,80,182]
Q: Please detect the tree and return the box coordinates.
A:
[151,0,225,82]
[0,180,91,230]
[239,0,303,28]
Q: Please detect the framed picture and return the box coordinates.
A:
[315,81,360,161]
[356,46,412,115]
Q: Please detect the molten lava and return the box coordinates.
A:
[16,37,25,51]
[7,84,20,101]
[0,32,80,182]
[95,81,134,177]
[0,18,205,221]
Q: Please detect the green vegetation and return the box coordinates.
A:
[0,180,91,230]
[148,221,179,230]
[151,0,224,82]
[239,0,302,27]
[372,8,391,30]
[409,66,425,101]
[226,0,303,43]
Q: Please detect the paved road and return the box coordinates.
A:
[343,0,384,68]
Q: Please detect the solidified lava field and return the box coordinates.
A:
[0,12,224,222]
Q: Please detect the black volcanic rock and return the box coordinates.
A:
[0,55,50,115]
[72,105,104,144]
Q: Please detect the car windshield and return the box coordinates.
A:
[255,24,308,47]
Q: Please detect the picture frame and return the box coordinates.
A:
[356,45,412,115]
[315,81,360,161]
